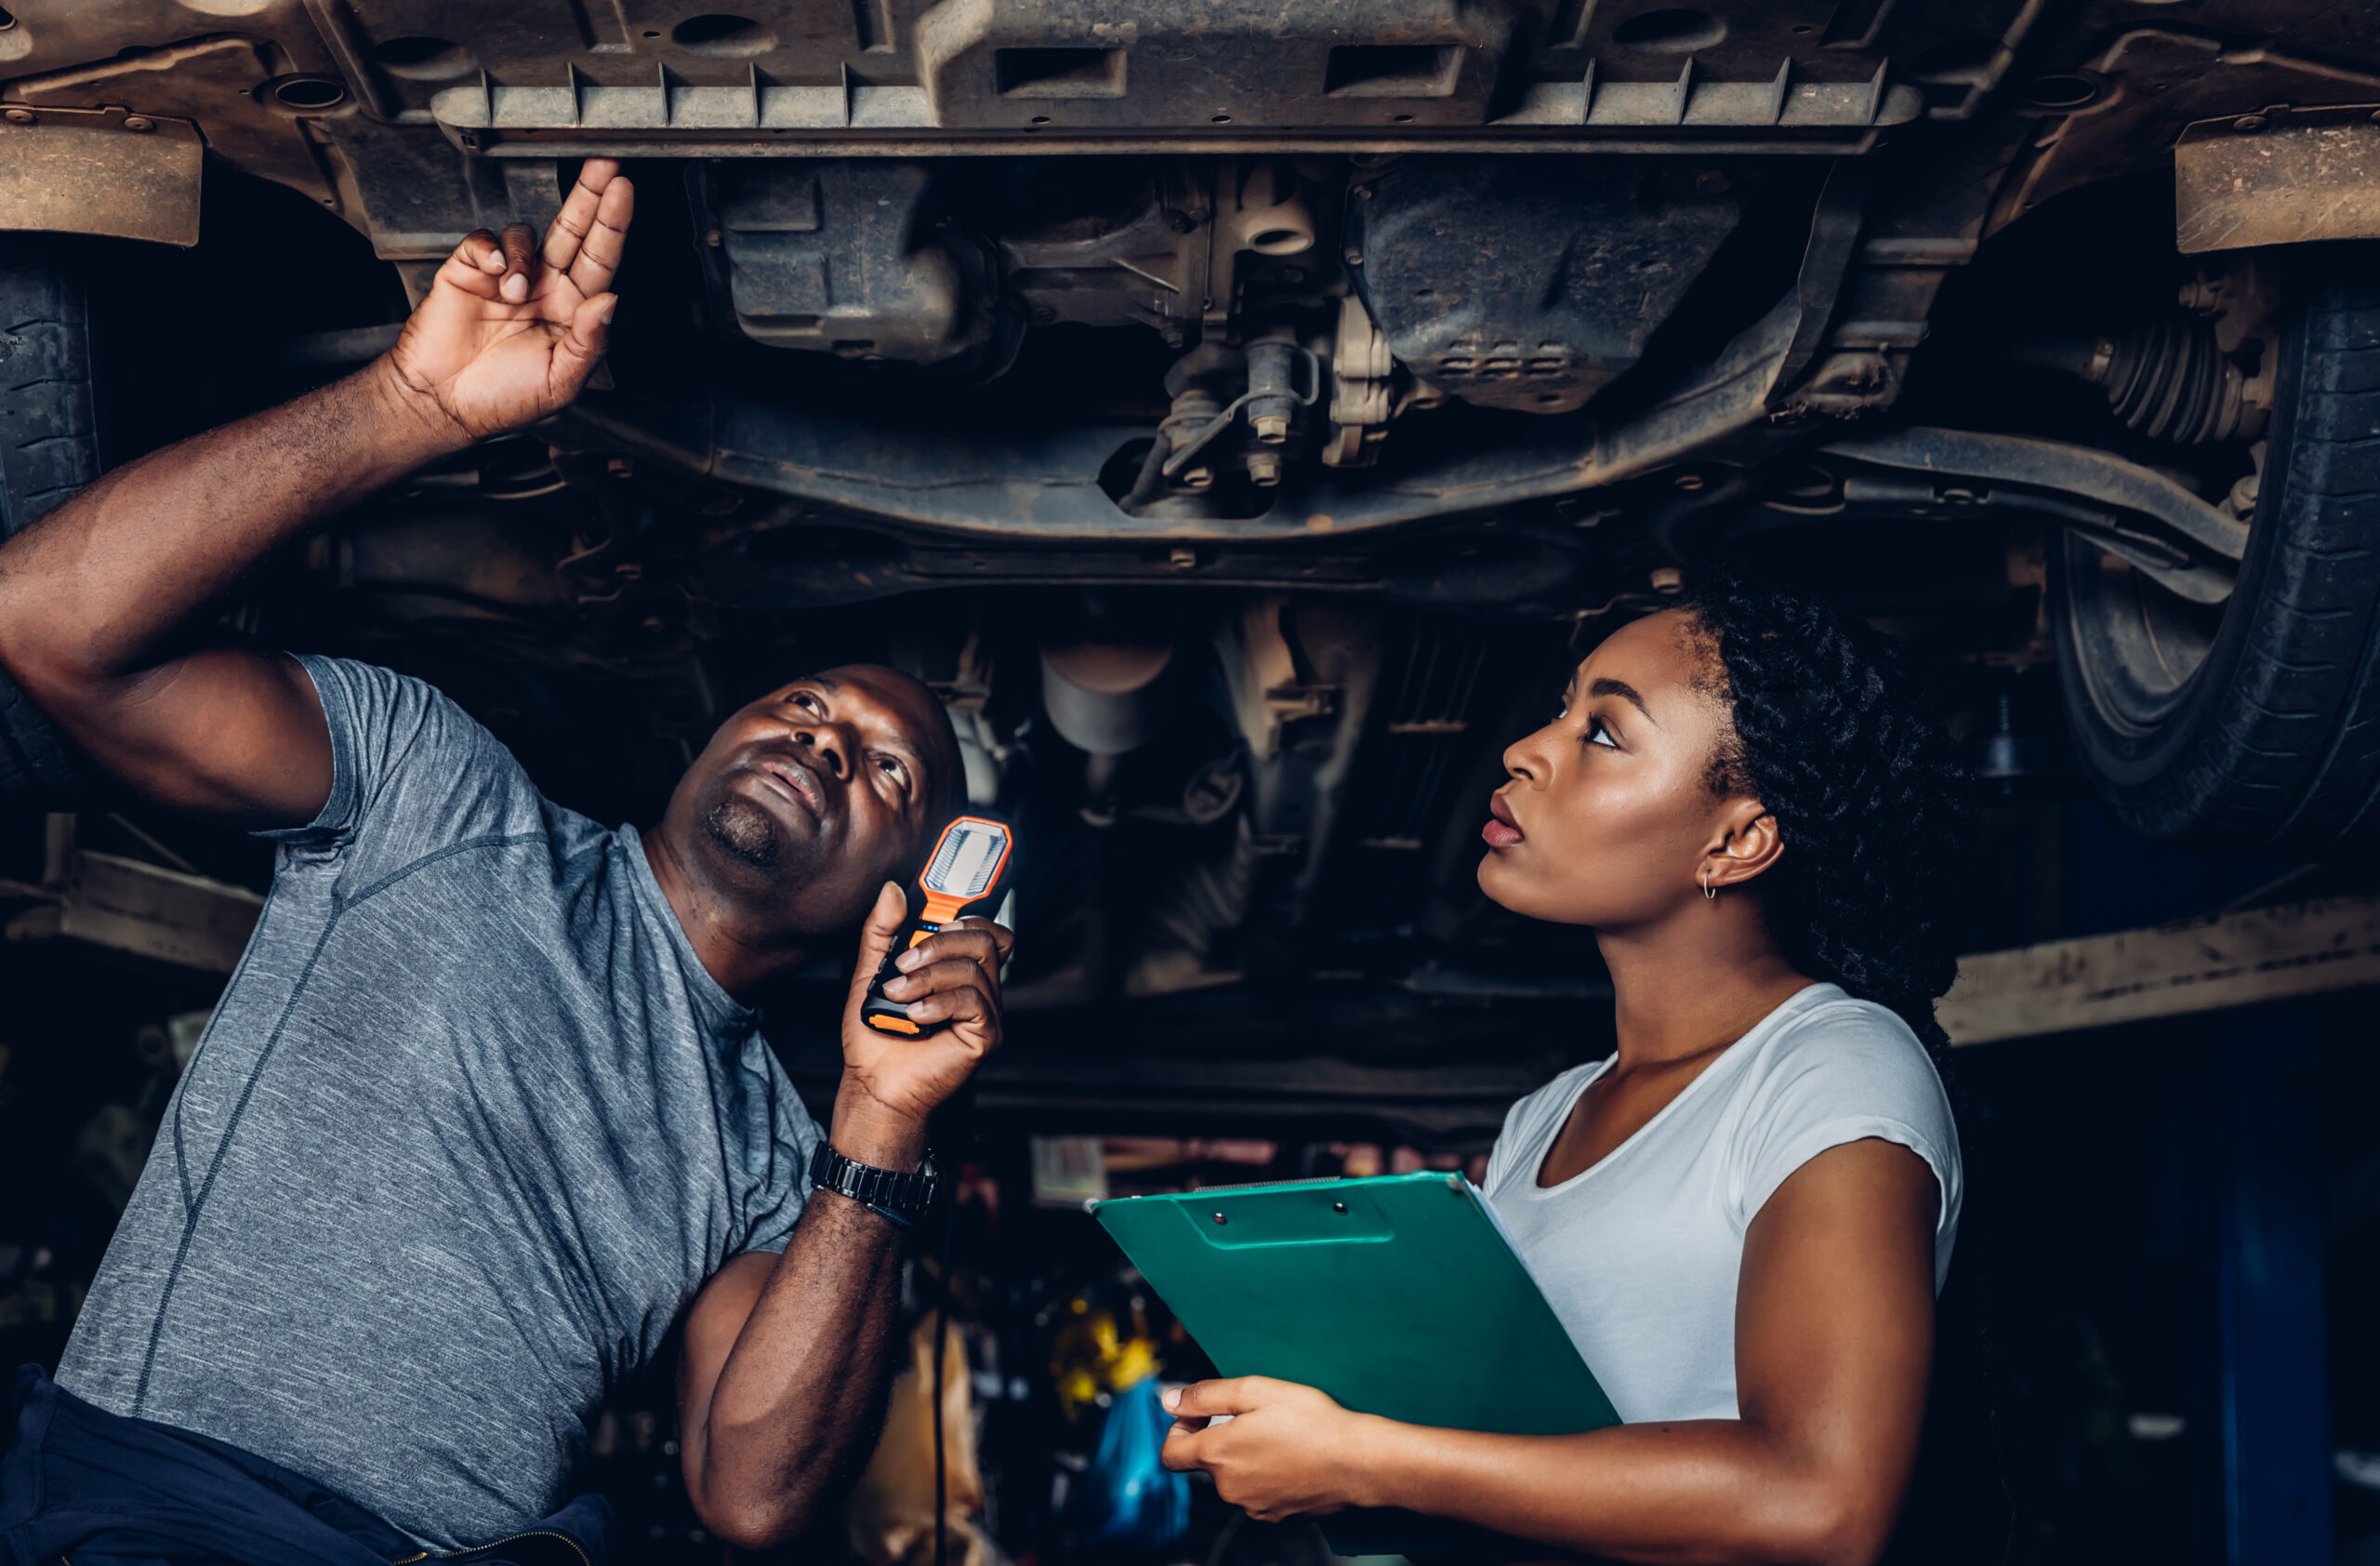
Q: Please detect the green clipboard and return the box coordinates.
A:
[1092,1171,1620,1555]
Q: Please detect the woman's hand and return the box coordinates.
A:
[1160,1377,1375,1521]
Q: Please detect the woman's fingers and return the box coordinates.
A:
[1160,1420,1209,1471]
[1165,1376,1264,1420]
[496,222,537,303]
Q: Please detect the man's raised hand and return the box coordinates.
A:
[383,159,635,444]
[832,883,1013,1170]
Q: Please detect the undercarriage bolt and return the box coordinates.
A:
[3,108,34,126]
[1183,466,1214,489]
[1247,452,1283,487]
[1245,340,1306,445]
[123,115,154,133]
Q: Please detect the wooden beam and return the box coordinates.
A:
[1,850,263,974]
[1939,893,2380,1046]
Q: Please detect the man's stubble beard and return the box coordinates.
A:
[694,794,869,939]
[703,797,780,869]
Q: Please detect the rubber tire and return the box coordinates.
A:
[2057,261,2380,858]
[0,238,99,803]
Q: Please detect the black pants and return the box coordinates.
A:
[0,1364,609,1566]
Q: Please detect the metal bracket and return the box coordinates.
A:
[1766,159,1869,402]
[1822,427,2248,604]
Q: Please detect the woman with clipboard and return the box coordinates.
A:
[1157,574,1966,1566]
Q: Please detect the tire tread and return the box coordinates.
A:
[0,241,99,804]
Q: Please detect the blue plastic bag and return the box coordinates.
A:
[1078,1378,1191,1548]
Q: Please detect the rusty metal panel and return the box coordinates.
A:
[1990,25,2380,238]
[2175,109,2380,252]
[12,34,338,211]
[0,105,202,246]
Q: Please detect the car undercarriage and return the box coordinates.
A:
[7,0,2380,1024]
[13,7,2380,1564]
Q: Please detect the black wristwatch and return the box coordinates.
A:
[809,1140,940,1230]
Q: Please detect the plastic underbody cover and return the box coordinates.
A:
[1345,157,1741,414]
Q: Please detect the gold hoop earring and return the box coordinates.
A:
[1700,869,1717,901]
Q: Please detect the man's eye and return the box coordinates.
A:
[792,691,823,713]
[1584,717,1619,750]
[877,755,909,788]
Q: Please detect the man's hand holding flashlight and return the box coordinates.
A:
[833,883,1014,1170]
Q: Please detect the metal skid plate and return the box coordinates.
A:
[1344,157,1739,413]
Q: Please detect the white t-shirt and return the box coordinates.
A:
[1480,983,1962,1425]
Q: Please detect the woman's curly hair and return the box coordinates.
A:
[1676,570,1973,1058]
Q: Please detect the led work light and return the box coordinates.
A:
[861,814,1016,1037]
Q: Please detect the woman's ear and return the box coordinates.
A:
[1700,803,1784,893]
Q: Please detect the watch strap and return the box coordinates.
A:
[809,1139,939,1228]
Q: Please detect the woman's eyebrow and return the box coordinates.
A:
[1588,676,1658,724]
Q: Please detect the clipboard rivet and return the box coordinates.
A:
[1333,1201,1348,1214]
[1211,1212,1227,1225]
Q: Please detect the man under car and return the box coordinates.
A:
[0,159,1007,1561]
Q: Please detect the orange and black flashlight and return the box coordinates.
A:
[861,814,1016,1037]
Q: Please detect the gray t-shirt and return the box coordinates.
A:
[59,656,821,1550]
